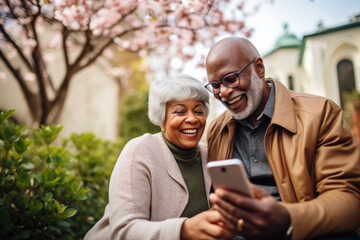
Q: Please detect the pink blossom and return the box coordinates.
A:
[47,33,62,49]
[106,67,130,78]
[103,49,114,59]
[54,1,91,30]
[1,0,257,89]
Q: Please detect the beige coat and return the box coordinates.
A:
[84,133,211,240]
[207,80,360,240]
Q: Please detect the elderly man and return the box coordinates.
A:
[205,37,360,240]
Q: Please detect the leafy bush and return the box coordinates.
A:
[0,110,124,239]
[61,133,124,239]
[343,89,360,126]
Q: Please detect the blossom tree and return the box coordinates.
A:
[0,0,257,127]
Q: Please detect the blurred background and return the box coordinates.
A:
[1,0,359,142]
[1,1,360,238]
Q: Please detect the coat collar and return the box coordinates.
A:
[154,133,211,198]
[271,80,297,133]
[153,133,187,188]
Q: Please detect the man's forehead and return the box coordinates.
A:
[208,42,239,59]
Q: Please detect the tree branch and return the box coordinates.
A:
[62,26,70,69]
[0,24,33,71]
[0,49,32,98]
[5,0,19,20]
[69,30,93,72]
[77,25,146,72]
[29,7,51,123]
[52,29,93,107]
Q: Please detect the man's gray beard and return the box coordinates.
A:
[222,72,264,120]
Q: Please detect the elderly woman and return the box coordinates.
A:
[84,74,233,240]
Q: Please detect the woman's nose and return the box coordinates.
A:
[185,113,198,123]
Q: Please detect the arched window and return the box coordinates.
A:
[288,75,294,90]
[337,59,356,108]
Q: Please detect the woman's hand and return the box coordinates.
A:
[180,210,235,240]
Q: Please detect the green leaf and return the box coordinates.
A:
[43,168,62,188]
[28,198,43,213]
[54,200,67,214]
[53,154,62,165]
[73,193,87,201]
[44,177,61,188]
[0,109,15,124]
[16,172,31,189]
[70,181,81,193]
[14,138,30,154]
[37,124,64,145]
[60,208,77,219]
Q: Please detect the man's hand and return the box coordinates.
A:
[209,184,291,240]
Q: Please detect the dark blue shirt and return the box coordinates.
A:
[232,81,281,200]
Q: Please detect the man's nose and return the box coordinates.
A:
[218,83,233,99]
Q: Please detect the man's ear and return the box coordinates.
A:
[254,57,265,78]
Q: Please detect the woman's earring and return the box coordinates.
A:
[161,126,165,133]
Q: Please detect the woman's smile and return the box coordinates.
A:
[163,99,206,149]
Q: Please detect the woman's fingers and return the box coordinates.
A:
[181,210,235,240]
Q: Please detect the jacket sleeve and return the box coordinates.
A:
[84,136,187,240]
[282,102,360,240]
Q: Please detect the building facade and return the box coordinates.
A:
[263,15,360,108]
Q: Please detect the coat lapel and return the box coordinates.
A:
[154,134,187,190]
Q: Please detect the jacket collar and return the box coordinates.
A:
[271,79,297,133]
[218,79,297,134]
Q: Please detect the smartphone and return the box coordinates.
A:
[207,159,253,198]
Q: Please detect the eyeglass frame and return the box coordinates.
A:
[205,57,257,94]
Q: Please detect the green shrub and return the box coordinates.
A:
[343,89,360,126]
[61,132,124,239]
[0,110,124,239]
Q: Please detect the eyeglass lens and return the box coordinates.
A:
[206,57,256,93]
[210,73,239,92]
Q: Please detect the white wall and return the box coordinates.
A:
[0,26,120,141]
[263,26,360,108]
[57,58,119,141]
[263,48,299,90]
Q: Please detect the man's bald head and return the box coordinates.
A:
[206,37,260,70]
[204,37,269,124]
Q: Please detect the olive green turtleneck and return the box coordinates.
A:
[162,134,209,218]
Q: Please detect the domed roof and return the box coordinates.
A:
[273,23,301,50]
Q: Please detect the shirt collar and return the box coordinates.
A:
[258,80,275,120]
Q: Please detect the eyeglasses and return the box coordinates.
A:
[205,57,256,94]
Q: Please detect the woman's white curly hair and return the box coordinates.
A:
[148,74,210,126]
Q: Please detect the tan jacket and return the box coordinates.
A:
[84,133,211,240]
[207,80,360,240]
